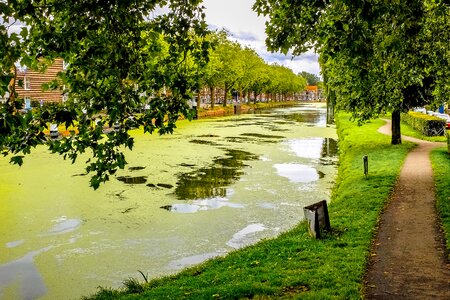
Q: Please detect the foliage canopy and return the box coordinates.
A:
[254,0,450,143]
[0,0,209,188]
[0,1,309,188]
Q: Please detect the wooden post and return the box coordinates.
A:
[363,155,368,177]
[303,200,331,239]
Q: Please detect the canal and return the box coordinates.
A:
[0,103,338,299]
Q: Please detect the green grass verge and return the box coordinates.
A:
[83,114,413,300]
[431,148,450,258]
[401,121,448,143]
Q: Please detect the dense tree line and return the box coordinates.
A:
[200,30,307,108]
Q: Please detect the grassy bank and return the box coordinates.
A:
[84,114,413,299]
[431,148,450,258]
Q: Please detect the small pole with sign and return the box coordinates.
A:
[363,155,368,177]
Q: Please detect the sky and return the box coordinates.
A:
[202,0,321,76]
[2,1,321,76]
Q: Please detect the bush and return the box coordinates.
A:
[402,111,446,136]
[447,131,450,154]
[30,100,59,108]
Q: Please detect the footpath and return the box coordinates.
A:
[365,120,450,299]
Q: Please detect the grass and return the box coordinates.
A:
[431,147,450,258]
[83,114,413,300]
[400,121,448,143]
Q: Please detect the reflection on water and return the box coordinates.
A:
[274,164,320,183]
[321,138,338,157]
[226,223,266,249]
[174,149,259,200]
[189,139,219,146]
[44,218,81,236]
[283,112,323,124]
[169,252,224,269]
[128,166,146,171]
[254,108,326,127]
[286,137,338,159]
[161,198,245,213]
[240,133,285,139]
[6,240,24,248]
[0,247,51,300]
[0,103,338,300]
[116,176,147,184]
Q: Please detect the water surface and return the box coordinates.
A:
[0,103,337,299]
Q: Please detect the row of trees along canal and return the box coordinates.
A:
[4,1,446,189]
[198,30,309,108]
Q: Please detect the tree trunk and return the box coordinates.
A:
[254,93,259,104]
[326,89,335,125]
[196,90,201,108]
[223,84,228,107]
[324,71,335,125]
[8,66,17,104]
[391,109,402,145]
[209,86,215,109]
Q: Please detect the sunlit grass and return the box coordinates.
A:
[83,114,413,299]
[431,148,450,257]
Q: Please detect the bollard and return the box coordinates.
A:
[363,155,368,177]
[303,200,331,239]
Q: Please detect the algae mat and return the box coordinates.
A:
[0,104,337,299]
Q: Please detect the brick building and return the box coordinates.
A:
[2,58,67,107]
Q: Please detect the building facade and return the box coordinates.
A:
[12,58,66,108]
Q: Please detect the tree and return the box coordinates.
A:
[254,0,450,144]
[235,47,265,102]
[0,0,209,188]
[299,71,320,86]
[249,63,271,103]
[213,32,243,107]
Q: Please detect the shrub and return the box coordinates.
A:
[30,100,59,108]
[402,111,446,136]
[447,131,450,154]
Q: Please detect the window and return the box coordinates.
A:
[24,97,31,110]
[62,85,68,102]
[24,77,31,90]
[63,60,69,70]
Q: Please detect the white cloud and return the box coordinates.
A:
[202,0,321,76]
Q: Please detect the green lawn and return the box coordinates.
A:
[431,147,450,258]
[83,114,413,300]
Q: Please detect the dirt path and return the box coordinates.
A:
[365,120,450,299]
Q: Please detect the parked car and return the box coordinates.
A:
[435,113,450,129]
[413,107,426,114]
